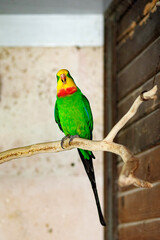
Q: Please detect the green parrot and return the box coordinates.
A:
[54,69,106,226]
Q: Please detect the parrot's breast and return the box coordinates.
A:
[56,91,91,139]
[57,86,77,97]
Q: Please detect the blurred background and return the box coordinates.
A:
[0,1,160,240]
[0,0,111,240]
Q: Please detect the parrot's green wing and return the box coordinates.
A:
[82,94,93,137]
[54,101,63,132]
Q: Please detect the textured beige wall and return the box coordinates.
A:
[0,47,104,240]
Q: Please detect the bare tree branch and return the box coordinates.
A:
[0,85,158,188]
[104,85,157,142]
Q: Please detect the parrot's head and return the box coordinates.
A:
[56,69,77,97]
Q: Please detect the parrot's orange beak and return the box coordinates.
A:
[60,74,66,84]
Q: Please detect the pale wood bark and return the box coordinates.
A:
[0,85,158,188]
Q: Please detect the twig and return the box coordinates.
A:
[0,85,158,188]
[105,85,157,142]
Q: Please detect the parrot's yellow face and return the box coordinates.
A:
[56,69,77,97]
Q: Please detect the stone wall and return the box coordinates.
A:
[0,47,103,240]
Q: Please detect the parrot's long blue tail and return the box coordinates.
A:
[78,149,106,226]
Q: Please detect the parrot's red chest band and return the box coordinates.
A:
[57,86,77,97]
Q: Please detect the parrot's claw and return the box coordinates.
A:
[69,135,80,145]
[61,135,70,149]
[61,135,80,149]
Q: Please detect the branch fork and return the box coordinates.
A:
[0,85,158,188]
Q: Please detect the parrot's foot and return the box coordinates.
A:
[61,135,80,149]
[69,135,80,145]
[61,135,70,149]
